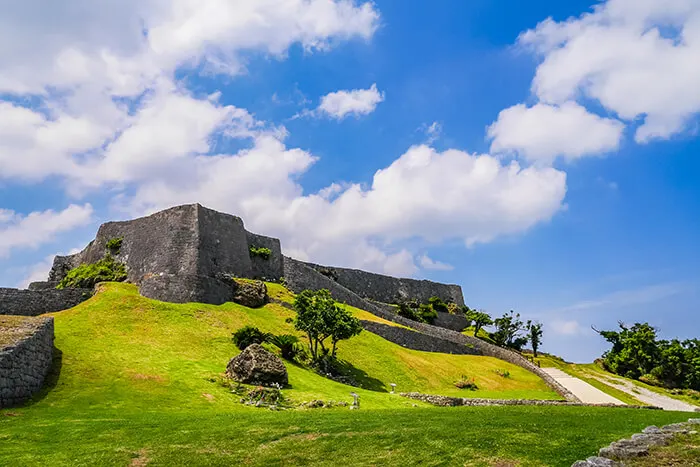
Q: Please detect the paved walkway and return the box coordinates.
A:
[586,373,699,412]
[540,368,625,405]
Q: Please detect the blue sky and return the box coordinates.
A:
[0,0,698,362]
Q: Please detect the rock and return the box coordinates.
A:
[572,457,620,467]
[642,425,661,434]
[226,344,287,386]
[232,280,268,308]
[689,418,700,424]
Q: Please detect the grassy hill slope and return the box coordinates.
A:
[36,283,558,413]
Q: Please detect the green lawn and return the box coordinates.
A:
[0,283,693,466]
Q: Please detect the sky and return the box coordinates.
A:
[0,0,699,362]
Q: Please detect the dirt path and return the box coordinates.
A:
[540,368,625,405]
[586,373,699,412]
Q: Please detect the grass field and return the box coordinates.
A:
[0,283,694,466]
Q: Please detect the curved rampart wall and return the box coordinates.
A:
[0,288,91,316]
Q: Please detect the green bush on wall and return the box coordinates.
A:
[105,236,123,253]
[56,254,127,289]
[249,246,272,260]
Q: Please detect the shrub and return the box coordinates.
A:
[56,254,127,289]
[232,326,271,350]
[397,301,437,324]
[454,375,478,390]
[268,334,306,361]
[105,236,123,253]
[639,374,663,387]
[243,386,285,407]
[428,296,449,313]
[495,369,511,378]
[249,246,272,260]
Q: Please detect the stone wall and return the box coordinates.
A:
[246,231,284,281]
[0,317,54,408]
[401,392,657,409]
[361,321,479,355]
[0,288,92,316]
[433,312,468,331]
[301,261,465,306]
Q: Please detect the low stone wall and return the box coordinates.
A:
[0,317,54,407]
[361,321,478,355]
[401,392,659,410]
[0,288,92,316]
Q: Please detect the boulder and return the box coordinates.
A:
[232,280,268,308]
[226,344,287,386]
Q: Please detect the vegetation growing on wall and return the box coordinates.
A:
[249,246,272,260]
[105,236,123,253]
[396,300,438,324]
[595,321,700,390]
[56,254,127,289]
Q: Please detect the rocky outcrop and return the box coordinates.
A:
[0,317,54,407]
[226,344,288,386]
[572,418,700,466]
[232,280,268,308]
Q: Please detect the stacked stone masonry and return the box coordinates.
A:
[0,317,54,408]
[361,321,478,355]
[0,288,92,316]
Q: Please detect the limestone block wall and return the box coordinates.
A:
[0,288,92,316]
[0,317,54,408]
[433,312,468,331]
[361,321,478,355]
[245,231,284,281]
[301,261,465,306]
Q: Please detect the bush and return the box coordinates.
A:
[242,386,285,407]
[396,301,437,324]
[249,246,272,260]
[56,254,127,289]
[428,296,449,313]
[268,334,306,361]
[232,326,271,350]
[105,236,123,253]
[495,369,511,378]
[454,375,478,390]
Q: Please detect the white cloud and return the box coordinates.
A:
[519,0,700,143]
[550,320,586,336]
[317,83,384,119]
[488,102,624,163]
[16,247,84,288]
[418,254,454,271]
[0,205,93,258]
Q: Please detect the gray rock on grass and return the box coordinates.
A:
[226,343,287,386]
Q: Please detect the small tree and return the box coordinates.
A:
[293,289,362,363]
[467,310,493,337]
[528,322,543,357]
[492,311,528,350]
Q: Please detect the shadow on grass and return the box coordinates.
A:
[23,346,63,408]
[333,359,388,392]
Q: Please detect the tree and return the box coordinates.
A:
[528,322,543,357]
[467,310,493,337]
[293,289,362,363]
[492,311,528,350]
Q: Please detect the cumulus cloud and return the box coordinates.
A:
[519,0,700,143]
[317,83,384,119]
[0,205,93,258]
[488,102,624,163]
[550,320,586,336]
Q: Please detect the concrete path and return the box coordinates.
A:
[540,368,625,405]
[586,373,699,412]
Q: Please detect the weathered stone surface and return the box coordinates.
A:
[298,261,465,306]
[0,317,54,408]
[433,311,468,332]
[0,288,92,316]
[572,457,620,467]
[226,344,288,386]
[232,280,268,308]
[361,321,477,355]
